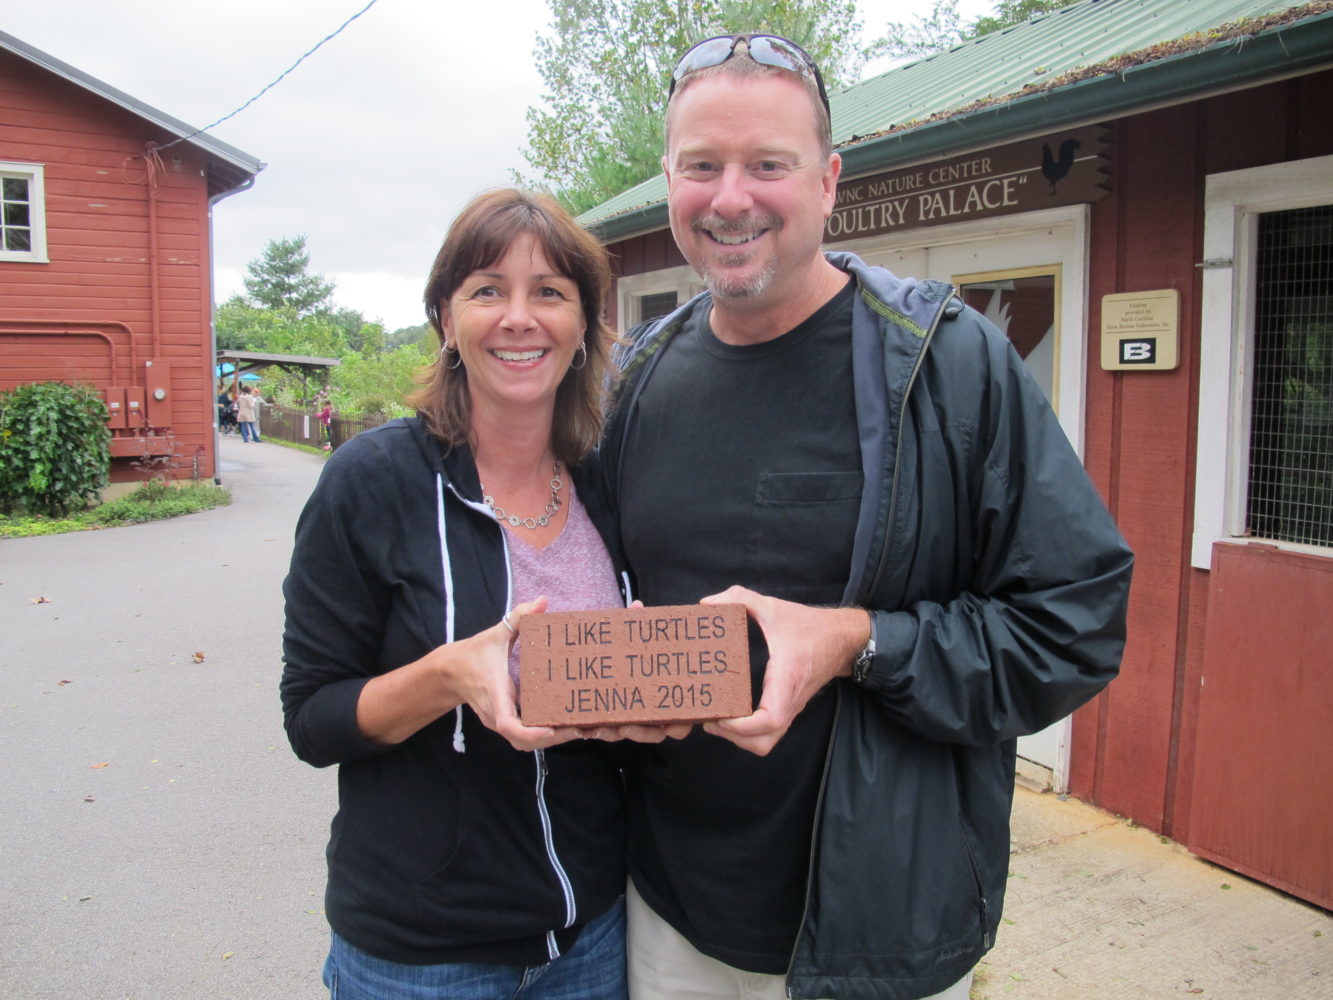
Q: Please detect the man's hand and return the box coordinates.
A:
[700,586,870,756]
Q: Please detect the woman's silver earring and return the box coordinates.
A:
[440,341,463,370]
[570,341,588,371]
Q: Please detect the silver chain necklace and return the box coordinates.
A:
[483,460,563,530]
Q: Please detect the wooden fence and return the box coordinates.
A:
[258,404,387,451]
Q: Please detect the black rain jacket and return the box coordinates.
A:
[600,253,1133,999]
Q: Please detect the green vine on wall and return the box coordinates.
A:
[0,381,111,517]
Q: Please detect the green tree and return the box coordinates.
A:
[328,341,433,418]
[973,0,1072,37]
[387,322,431,350]
[215,295,285,352]
[242,235,335,316]
[327,306,387,356]
[867,0,1069,64]
[518,0,863,215]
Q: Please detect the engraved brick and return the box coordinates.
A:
[518,604,751,726]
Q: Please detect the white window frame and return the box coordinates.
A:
[0,161,49,264]
[1192,153,1333,569]
[615,264,702,332]
[836,204,1090,459]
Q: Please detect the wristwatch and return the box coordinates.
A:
[851,618,877,684]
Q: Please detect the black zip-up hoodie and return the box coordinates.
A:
[281,417,627,966]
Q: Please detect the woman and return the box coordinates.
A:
[281,189,640,999]
[316,398,334,450]
[236,386,261,443]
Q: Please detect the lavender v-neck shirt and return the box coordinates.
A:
[505,481,623,686]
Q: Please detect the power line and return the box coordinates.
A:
[155,0,382,152]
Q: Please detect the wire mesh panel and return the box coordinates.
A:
[1247,204,1333,547]
[638,291,679,324]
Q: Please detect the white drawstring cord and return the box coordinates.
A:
[452,706,465,752]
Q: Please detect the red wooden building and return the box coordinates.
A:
[582,1,1333,909]
[0,30,263,487]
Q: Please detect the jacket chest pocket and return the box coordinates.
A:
[747,471,863,604]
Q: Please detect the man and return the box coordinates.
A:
[600,34,1134,1000]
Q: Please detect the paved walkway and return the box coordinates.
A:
[978,788,1329,998]
[1,436,1328,999]
[1,438,333,1000]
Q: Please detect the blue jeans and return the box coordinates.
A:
[239,420,259,442]
[323,897,626,1000]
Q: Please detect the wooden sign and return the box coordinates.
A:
[518,605,751,726]
[826,125,1109,242]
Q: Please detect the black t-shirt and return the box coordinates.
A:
[619,280,863,973]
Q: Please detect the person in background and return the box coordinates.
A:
[217,387,238,436]
[249,387,265,435]
[600,34,1134,1000]
[282,188,677,1000]
[316,398,334,450]
[236,386,262,443]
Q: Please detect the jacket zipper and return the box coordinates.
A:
[535,748,577,958]
[958,813,992,949]
[785,684,843,993]
[864,291,954,600]
[441,475,577,953]
[787,287,959,987]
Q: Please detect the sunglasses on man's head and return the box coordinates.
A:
[668,34,831,124]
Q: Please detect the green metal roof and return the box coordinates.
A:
[579,0,1333,240]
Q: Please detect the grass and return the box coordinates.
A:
[265,436,330,458]
[0,481,232,538]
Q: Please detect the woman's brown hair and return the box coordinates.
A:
[411,188,616,466]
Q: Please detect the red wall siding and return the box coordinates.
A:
[1084,105,1205,830]
[1187,545,1333,910]
[0,55,218,481]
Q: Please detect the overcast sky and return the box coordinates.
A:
[6,0,993,332]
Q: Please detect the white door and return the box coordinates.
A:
[848,207,1089,791]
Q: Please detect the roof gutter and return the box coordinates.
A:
[589,10,1333,243]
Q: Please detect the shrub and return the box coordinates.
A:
[0,381,110,517]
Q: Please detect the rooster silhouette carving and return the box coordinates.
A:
[1041,138,1081,195]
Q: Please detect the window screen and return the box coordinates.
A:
[1,176,32,253]
[1246,204,1333,547]
[638,291,678,324]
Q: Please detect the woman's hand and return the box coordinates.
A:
[459,597,583,751]
[354,596,581,752]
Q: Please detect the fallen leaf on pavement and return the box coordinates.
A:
[57,679,72,686]
[192,651,206,663]
[90,762,110,769]
[31,596,51,604]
